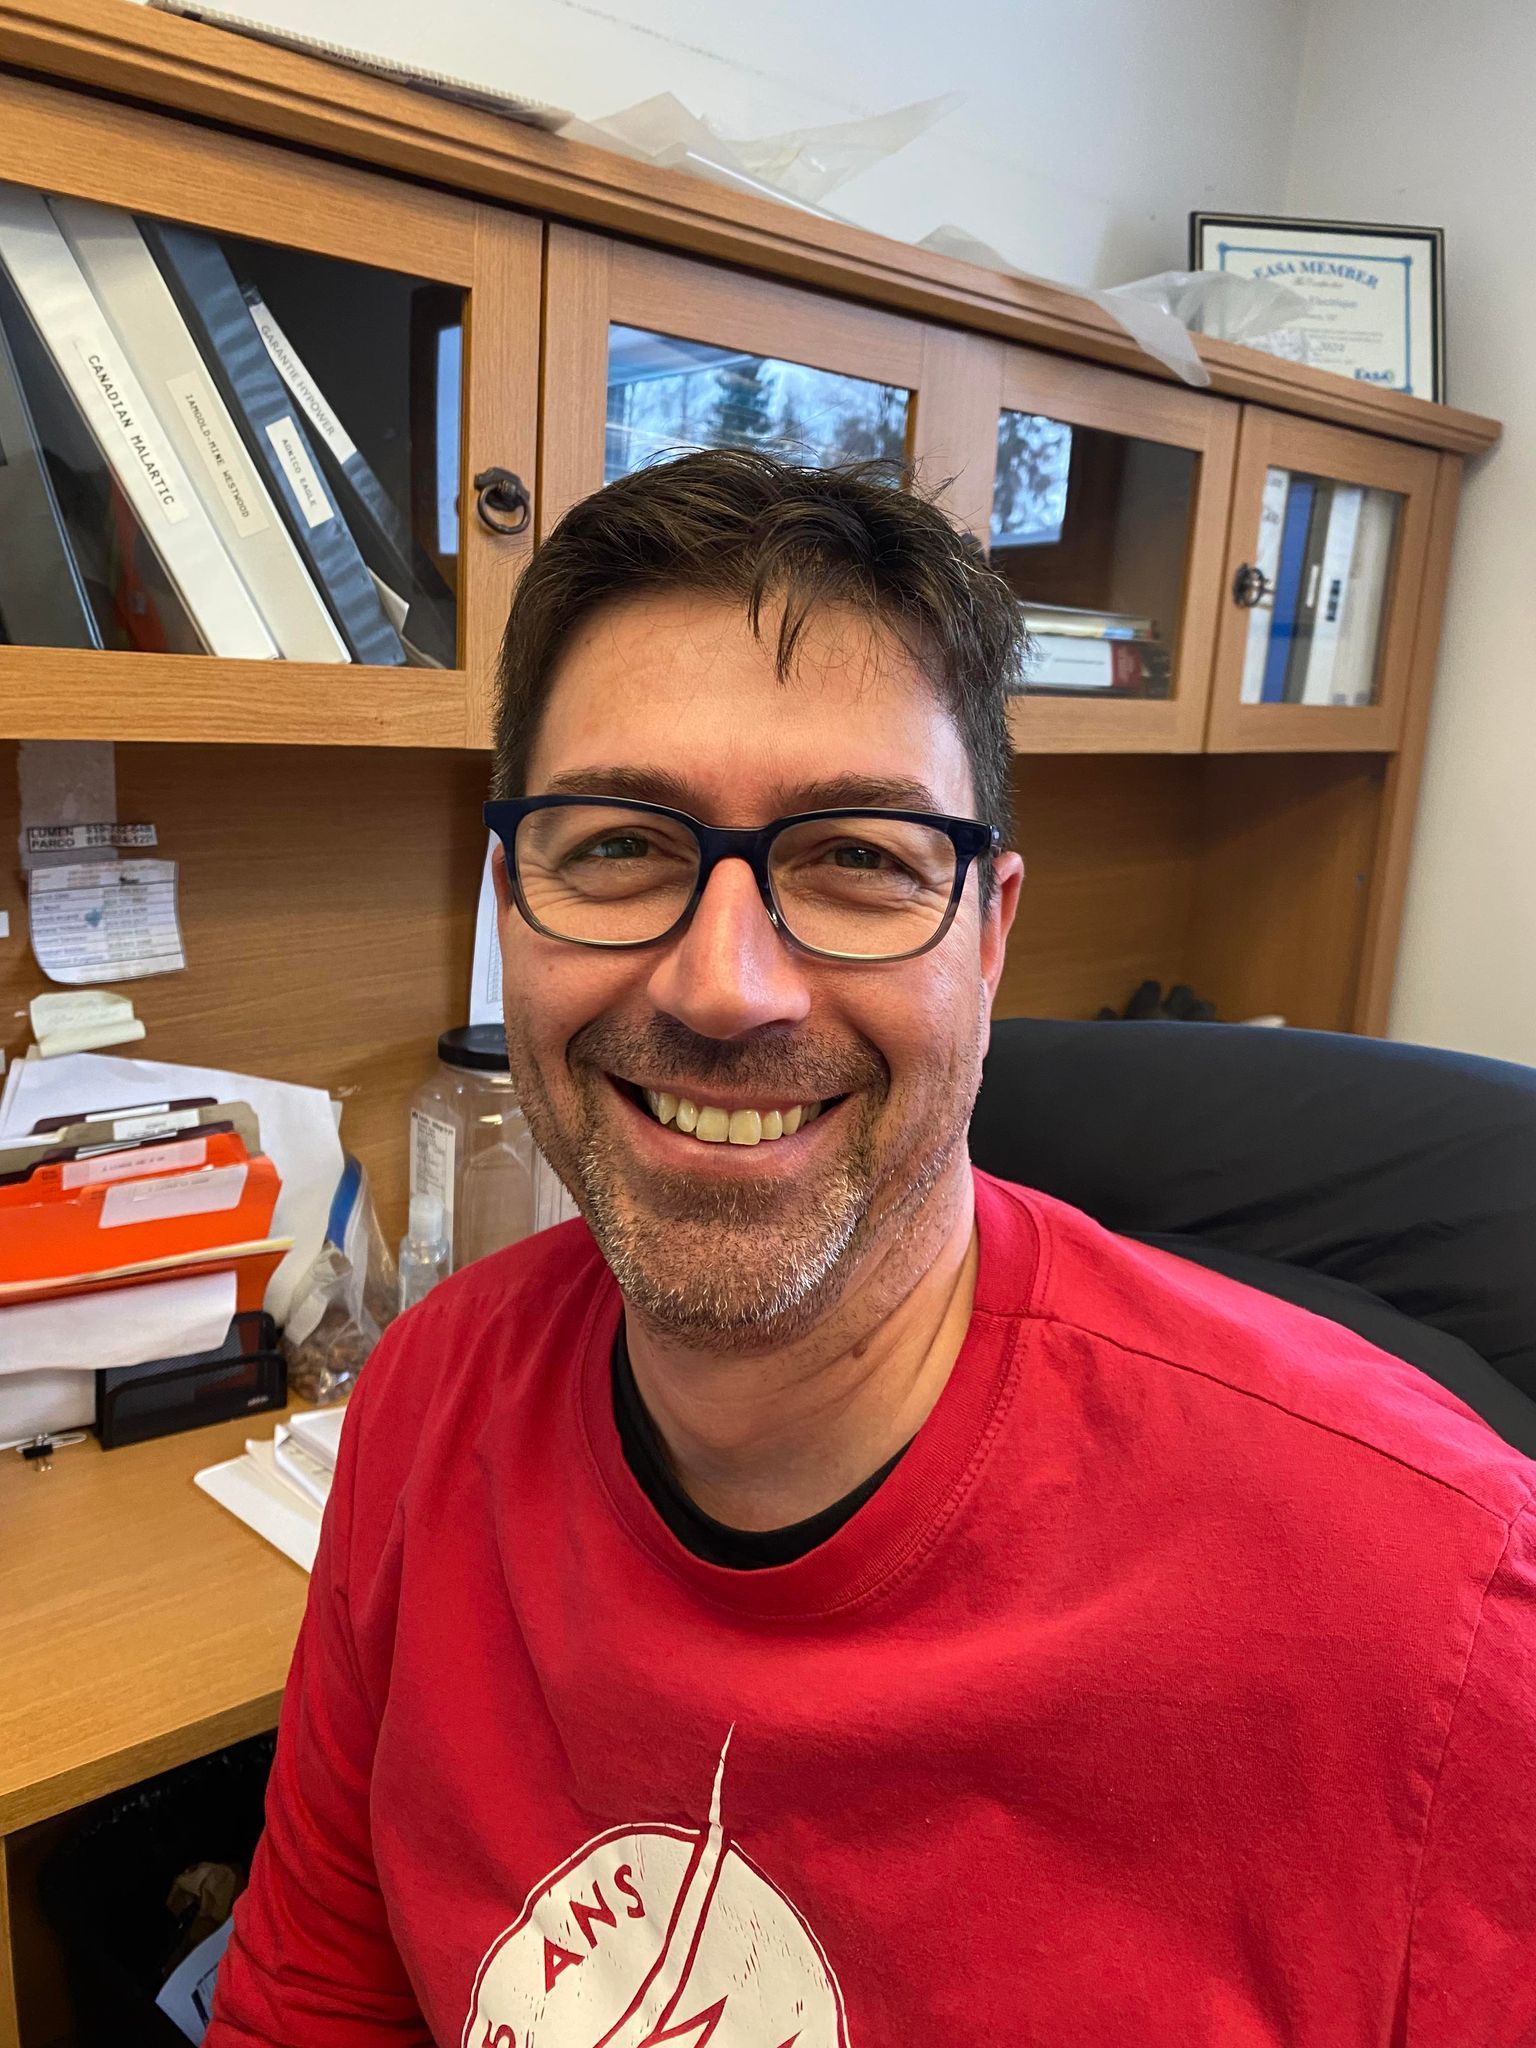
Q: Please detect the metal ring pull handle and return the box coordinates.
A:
[473,467,532,536]
[1231,562,1270,608]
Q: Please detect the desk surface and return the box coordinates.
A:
[0,1415,308,1835]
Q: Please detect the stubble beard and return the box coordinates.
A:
[503,1016,973,1353]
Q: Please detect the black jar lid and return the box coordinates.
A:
[437,1024,510,1073]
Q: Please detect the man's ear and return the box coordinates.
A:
[978,850,1024,1055]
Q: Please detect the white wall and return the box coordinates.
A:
[1286,1,1535,1061]
[181,0,1307,290]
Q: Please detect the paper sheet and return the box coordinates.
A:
[16,739,118,871]
[195,1436,321,1572]
[155,1910,234,2041]
[0,1053,342,1325]
[29,859,186,984]
[469,833,504,1027]
[0,1269,236,1376]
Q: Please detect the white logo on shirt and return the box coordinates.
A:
[461,1731,849,2046]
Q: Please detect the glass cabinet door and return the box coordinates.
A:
[542,227,928,533]
[0,77,540,746]
[1208,409,1439,751]
[983,351,1238,752]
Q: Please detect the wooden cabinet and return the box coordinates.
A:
[1206,408,1441,753]
[0,72,541,750]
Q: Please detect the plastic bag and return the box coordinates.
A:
[562,91,961,217]
[920,224,1212,388]
[280,1154,397,1404]
[1104,269,1318,366]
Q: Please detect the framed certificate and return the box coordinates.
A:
[1190,212,1446,402]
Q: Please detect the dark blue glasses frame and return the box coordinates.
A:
[483,795,1000,962]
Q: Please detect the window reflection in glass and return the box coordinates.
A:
[605,326,909,483]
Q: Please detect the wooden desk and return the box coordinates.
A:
[0,1415,308,2047]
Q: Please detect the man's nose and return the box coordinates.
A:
[645,858,813,1040]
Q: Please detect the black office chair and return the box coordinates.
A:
[969,1020,1536,1457]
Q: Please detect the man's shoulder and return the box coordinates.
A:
[978,1171,1535,1531]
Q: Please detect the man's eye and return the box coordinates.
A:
[574,834,653,862]
[827,842,901,873]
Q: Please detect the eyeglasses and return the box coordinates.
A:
[483,796,1000,963]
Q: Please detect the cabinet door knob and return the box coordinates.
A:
[1231,562,1270,608]
[473,467,532,536]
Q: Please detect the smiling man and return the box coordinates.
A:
[211,452,1536,2048]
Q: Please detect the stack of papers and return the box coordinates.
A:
[0,1052,342,1444]
[195,1405,345,1573]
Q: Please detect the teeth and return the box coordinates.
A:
[636,1089,827,1145]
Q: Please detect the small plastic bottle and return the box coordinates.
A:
[398,1191,450,1312]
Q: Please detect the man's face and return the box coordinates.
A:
[495,589,1022,1348]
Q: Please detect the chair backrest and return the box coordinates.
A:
[968,1019,1536,1401]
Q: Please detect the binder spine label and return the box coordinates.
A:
[71,336,188,525]
[263,415,334,530]
[247,295,358,462]
[164,370,271,537]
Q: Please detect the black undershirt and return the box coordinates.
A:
[610,1327,909,1570]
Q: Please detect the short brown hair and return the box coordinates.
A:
[491,450,1024,858]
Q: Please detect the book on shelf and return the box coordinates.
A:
[1240,465,1289,705]
[1280,481,1334,702]
[1259,474,1315,704]
[1015,631,1170,696]
[49,195,352,665]
[0,267,204,654]
[0,183,279,660]
[1329,490,1396,707]
[138,216,406,666]
[242,285,456,667]
[0,271,101,648]
[1298,484,1363,705]
[1018,601,1156,642]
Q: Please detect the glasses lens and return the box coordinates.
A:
[514,804,700,944]
[770,815,959,959]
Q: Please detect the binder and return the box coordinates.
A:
[139,217,405,666]
[1240,466,1289,705]
[1259,476,1315,704]
[1331,492,1397,708]
[49,196,351,664]
[0,184,279,660]
[1282,482,1333,702]
[1299,485,1364,706]
[0,272,101,646]
[242,285,456,666]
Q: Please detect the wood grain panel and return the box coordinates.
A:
[0,742,488,1241]
[0,0,1499,455]
[1354,453,1464,1033]
[0,1410,303,1836]
[1186,752,1387,1030]
[0,67,477,278]
[461,210,544,748]
[994,754,1204,1020]
[912,326,1005,537]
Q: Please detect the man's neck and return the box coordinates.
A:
[623,1163,979,1532]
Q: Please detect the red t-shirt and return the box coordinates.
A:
[208,1172,1536,2047]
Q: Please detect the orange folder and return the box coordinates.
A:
[0,1127,281,1289]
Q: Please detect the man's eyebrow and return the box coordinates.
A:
[534,766,952,816]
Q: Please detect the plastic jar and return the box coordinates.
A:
[408,1025,536,1270]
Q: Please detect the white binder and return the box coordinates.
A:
[49,195,351,663]
[0,183,277,661]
